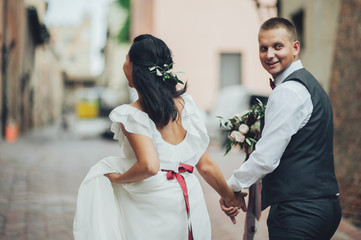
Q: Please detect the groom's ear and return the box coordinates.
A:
[293,41,300,57]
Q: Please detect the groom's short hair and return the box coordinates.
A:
[259,17,298,42]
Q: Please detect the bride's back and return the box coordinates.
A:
[157,98,187,145]
[131,97,187,146]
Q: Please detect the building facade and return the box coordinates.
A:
[130,0,277,110]
[0,0,64,140]
[280,0,341,92]
[99,1,131,105]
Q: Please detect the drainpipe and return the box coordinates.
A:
[1,0,8,139]
[1,0,15,139]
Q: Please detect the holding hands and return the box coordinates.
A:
[220,191,248,224]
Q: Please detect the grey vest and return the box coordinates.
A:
[261,68,339,210]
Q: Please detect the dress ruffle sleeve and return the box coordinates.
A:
[108,95,209,168]
[181,94,210,158]
[109,105,154,140]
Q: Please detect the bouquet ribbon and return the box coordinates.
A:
[243,181,262,240]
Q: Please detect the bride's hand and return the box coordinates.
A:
[104,173,122,183]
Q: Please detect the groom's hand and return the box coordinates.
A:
[234,191,248,212]
[219,191,248,224]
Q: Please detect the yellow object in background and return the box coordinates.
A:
[76,100,99,118]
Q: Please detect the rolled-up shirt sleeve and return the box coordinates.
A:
[227,81,313,191]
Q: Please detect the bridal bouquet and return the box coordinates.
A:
[218,99,266,157]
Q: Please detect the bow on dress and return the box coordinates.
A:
[162,163,194,240]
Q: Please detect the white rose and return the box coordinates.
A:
[229,131,245,143]
[238,124,249,135]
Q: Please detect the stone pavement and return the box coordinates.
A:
[0,122,360,240]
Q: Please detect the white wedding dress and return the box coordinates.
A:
[73,94,211,240]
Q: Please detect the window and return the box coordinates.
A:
[292,9,305,49]
[220,53,241,88]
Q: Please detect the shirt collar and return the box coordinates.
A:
[274,59,303,86]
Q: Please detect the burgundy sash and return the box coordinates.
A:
[162,163,194,240]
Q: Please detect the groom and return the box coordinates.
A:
[221,17,342,239]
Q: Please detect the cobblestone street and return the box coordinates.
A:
[0,122,360,240]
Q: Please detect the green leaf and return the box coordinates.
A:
[175,75,184,85]
[117,0,130,9]
[225,143,232,155]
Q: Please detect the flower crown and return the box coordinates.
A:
[148,62,184,84]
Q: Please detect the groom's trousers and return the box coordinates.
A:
[267,197,342,240]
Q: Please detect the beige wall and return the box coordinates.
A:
[48,16,92,78]
[100,2,130,104]
[131,0,276,110]
[31,45,64,128]
[281,0,341,92]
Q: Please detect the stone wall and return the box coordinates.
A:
[0,0,64,139]
[329,0,361,227]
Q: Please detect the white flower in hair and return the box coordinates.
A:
[148,63,184,84]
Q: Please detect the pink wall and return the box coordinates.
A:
[132,0,276,110]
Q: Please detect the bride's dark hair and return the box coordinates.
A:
[128,34,187,128]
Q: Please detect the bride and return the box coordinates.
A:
[73,34,247,240]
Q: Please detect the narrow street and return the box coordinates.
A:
[0,121,360,240]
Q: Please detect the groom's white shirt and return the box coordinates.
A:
[227,60,314,191]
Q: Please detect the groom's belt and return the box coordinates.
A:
[317,194,339,200]
[276,194,339,204]
[305,194,339,200]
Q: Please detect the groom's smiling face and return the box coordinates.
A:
[258,27,300,79]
